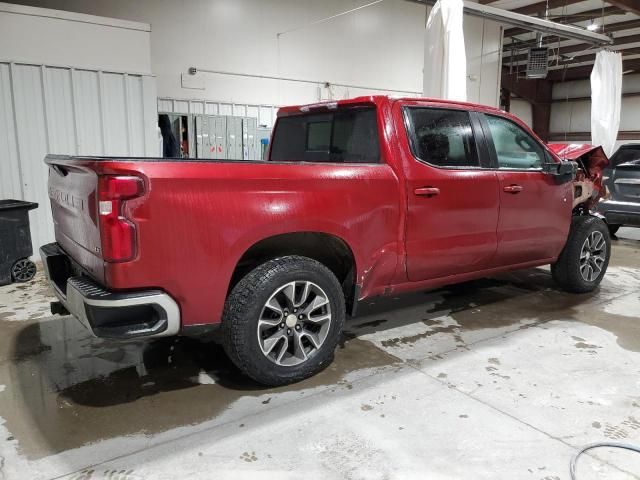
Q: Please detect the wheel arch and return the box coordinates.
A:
[228,231,358,314]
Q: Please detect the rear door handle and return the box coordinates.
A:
[503,184,523,194]
[414,187,440,197]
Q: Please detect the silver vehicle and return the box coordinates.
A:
[598,144,640,236]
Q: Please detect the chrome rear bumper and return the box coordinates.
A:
[40,243,180,339]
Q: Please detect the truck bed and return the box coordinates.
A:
[45,154,403,326]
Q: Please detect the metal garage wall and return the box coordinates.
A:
[550,73,640,151]
[0,62,158,254]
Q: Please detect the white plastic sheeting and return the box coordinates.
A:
[423,0,467,102]
[0,62,158,254]
[590,51,622,157]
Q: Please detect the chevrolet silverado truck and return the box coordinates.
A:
[41,95,610,386]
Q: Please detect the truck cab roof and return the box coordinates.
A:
[276,95,510,118]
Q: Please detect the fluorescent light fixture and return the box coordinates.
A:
[419,0,612,46]
[586,21,600,31]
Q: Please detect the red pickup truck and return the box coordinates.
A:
[41,95,609,385]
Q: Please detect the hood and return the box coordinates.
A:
[547,143,603,161]
[548,143,609,174]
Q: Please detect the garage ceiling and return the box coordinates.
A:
[495,0,640,80]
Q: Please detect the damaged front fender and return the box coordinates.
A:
[547,144,609,210]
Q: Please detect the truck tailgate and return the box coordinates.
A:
[47,158,105,282]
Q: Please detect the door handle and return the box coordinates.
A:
[414,187,440,197]
[503,184,523,194]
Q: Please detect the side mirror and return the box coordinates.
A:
[542,161,577,184]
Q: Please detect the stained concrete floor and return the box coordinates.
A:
[0,229,639,479]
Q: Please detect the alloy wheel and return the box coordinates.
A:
[256,280,332,366]
[579,231,607,282]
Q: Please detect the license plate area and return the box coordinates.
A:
[42,245,88,296]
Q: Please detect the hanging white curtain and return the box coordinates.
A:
[423,0,467,101]
[590,51,622,157]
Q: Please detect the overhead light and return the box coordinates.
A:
[586,21,600,31]
[420,0,612,46]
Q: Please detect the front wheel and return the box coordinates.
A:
[222,256,346,386]
[551,216,611,293]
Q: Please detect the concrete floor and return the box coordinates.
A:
[1,229,640,480]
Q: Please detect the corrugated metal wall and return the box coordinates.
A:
[0,62,158,255]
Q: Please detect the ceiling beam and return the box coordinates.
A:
[504,18,640,41]
[594,16,640,32]
[512,0,593,16]
[504,47,640,71]
[420,0,612,45]
[505,35,563,49]
[607,0,640,16]
[504,33,640,64]
[504,6,625,37]
[413,1,613,45]
[557,46,640,64]
[504,18,640,51]
[483,0,636,15]
[547,57,640,80]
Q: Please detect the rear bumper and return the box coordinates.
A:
[597,200,640,226]
[40,243,180,339]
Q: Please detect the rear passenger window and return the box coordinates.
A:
[269,107,380,163]
[484,114,544,169]
[404,107,479,168]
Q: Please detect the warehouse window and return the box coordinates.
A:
[269,107,380,163]
[404,107,480,168]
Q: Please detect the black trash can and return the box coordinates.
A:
[0,199,39,286]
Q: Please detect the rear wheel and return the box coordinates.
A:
[11,258,36,282]
[222,256,345,386]
[552,216,611,293]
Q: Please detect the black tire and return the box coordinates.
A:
[551,216,611,293]
[608,224,621,236]
[221,256,346,386]
[11,258,36,283]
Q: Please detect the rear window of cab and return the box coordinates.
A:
[269,106,380,164]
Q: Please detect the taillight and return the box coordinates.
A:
[97,175,144,262]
